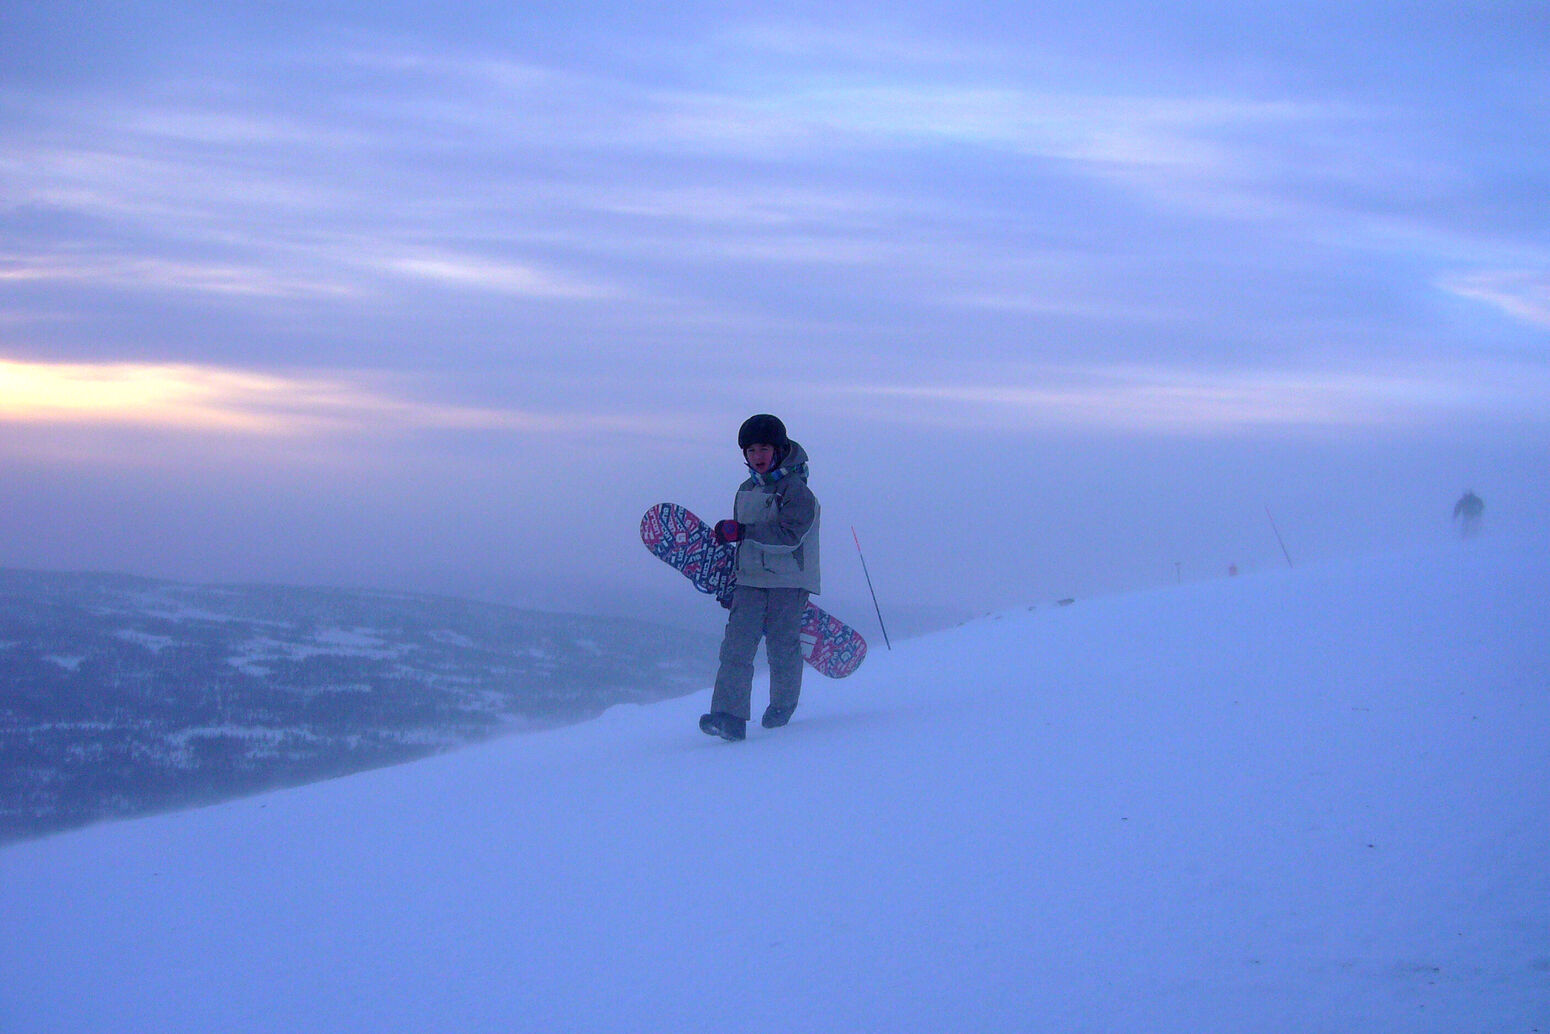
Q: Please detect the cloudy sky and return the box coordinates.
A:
[3,1,1546,635]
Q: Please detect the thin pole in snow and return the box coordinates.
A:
[1265,506,1294,568]
[851,526,892,651]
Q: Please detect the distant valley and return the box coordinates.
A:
[0,569,719,843]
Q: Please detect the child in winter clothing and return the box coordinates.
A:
[699,414,821,741]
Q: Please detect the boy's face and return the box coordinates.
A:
[744,443,778,474]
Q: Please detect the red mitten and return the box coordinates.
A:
[713,520,744,544]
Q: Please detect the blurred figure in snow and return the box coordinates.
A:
[1453,490,1484,538]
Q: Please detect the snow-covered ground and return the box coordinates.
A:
[3,537,1546,1032]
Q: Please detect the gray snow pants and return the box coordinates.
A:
[711,585,809,721]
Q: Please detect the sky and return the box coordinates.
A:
[2,1,1547,634]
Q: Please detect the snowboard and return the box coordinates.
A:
[640,502,868,679]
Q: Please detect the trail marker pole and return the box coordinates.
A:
[851,526,892,651]
[1265,506,1294,568]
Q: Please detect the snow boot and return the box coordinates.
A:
[761,705,794,729]
[699,712,746,741]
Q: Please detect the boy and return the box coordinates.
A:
[699,414,820,741]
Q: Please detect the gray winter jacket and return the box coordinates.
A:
[732,440,821,594]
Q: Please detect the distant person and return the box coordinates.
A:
[699,414,820,742]
[1453,490,1484,538]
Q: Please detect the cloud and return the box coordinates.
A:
[2,20,1541,427]
[713,21,984,66]
[830,360,1542,435]
[375,252,615,299]
[338,48,567,98]
[784,86,1283,167]
[1437,270,1550,330]
[0,32,1436,311]
[585,182,882,228]
[0,358,636,437]
[1,130,344,227]
[0,251,356,300]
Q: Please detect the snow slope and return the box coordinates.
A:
[3,539,1547,1033]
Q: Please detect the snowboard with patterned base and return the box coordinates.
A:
[640,502,868,679]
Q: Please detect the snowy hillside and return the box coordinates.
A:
[2,539,1546,1032]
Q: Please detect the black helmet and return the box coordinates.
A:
[737,414,788,452]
